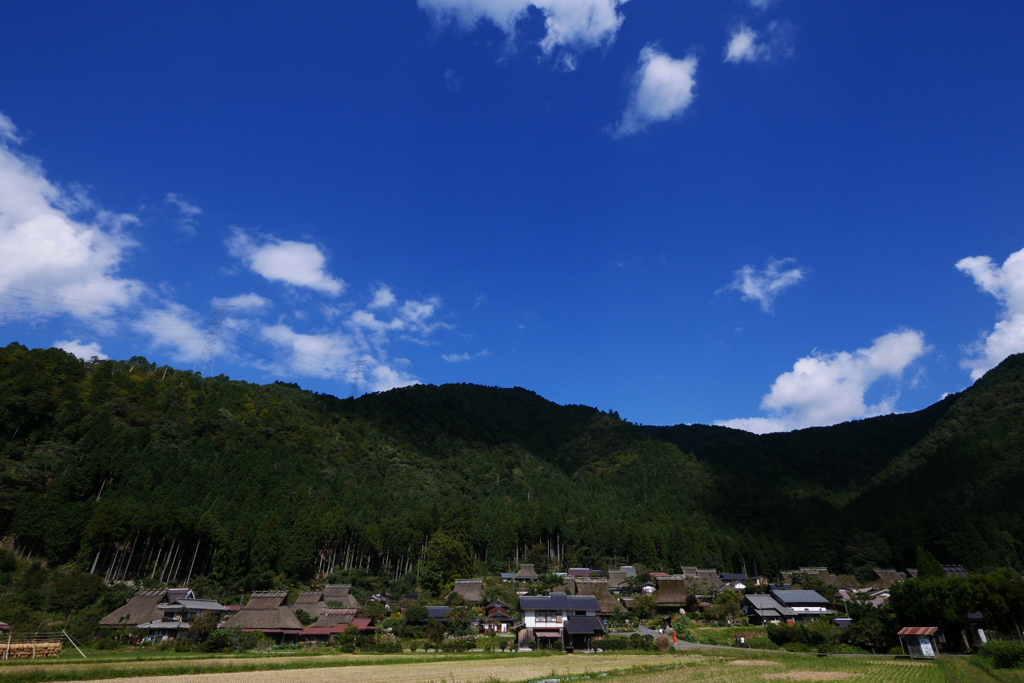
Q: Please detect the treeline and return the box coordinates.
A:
[2,342,1024,594]
[0,343,778,591]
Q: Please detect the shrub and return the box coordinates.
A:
[978,641,1024,669]
[374,638,403,654]
[655,635,673,651]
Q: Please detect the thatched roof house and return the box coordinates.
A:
[573,579,622,615]
[311,608,357,629]
[516,564,539,581]
[653,576,690,609]
[220,591,304,633]
[449,579,484,603]
[291,591,327,620]
[100,589,193,628]
[323,584,359,609]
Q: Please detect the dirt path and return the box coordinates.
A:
[52,653,684,683]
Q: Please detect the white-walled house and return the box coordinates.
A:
[517,594,604,650]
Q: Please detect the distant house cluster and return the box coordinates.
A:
[94,561,969,654]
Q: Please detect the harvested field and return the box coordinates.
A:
[763,674,859,681]
[6,653,688,683]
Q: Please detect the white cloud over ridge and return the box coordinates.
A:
[418,0,628,57]
[0,112,145,322]
[0,111,447,395]
[226,228,346,296]
[717,330,930,434]
[55,339,108,361]
[611,46,698,138]
[724,257,804,312]
[957,246,1024,379]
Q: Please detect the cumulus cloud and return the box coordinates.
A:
[0,112,145,322]
[724,21,793,64]
[226,228,345,296]
[210,292,272,312]
[957,246,1024,379]
[54,339,108,361]
[259,323,418,392]
[132,303,209,363]
[723,257,804,312]
[418,0,628,57]
[717,330,930,434]
[610,46,698,138]
[369,285,397,309]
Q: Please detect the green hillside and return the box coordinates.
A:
[1,341,1022,594]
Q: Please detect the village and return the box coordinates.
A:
[65,563,971,659]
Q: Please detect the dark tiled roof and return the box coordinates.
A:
[771,590,830,606]
[427,606,452,620]
[564,616,605,635]
[519,594,599,611]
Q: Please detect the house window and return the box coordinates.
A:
[575,611,587,616]
[535,610,560,623]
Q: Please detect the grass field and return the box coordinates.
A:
[3,647,1024,683]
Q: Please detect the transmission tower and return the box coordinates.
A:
[349,359,366,397]
[193,306,231,377]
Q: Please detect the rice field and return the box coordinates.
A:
[2,649,1021,683]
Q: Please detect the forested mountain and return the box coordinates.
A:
[1,341,1022,594]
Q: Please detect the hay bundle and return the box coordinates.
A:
[1,641,63,659]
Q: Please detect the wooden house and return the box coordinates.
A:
[100,589,192,629]
[219,591,304,640]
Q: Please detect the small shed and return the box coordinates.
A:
[898,627,939,659]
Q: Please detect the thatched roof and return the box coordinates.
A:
[312,608,357,628]
[450,579,484,603]
[220,592,303,631]
[323,584,359,608]
[573,579,622,615]
[99,589,169,627]
[653,577,690,607]
[872,569,906,590]
[516,564,539,580]
[607,570,628,590]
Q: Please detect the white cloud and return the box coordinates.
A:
[0,113,23,144]
[724,21,793,64]
[443,349,490,362]
[418,0,628,57]
[0,113,145,322]
[749,0,775,9]
[166,192,202,235]
[724,257,804,312]
[716,329,930,433]
[211,292,272,313]
[54,339,108,360]
[132,303,208,363]
[226,228,345,296]
[259,323,418,392]
[369,285,397,309]
[957,246,1024,379]
[610,45,698,138]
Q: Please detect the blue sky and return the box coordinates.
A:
[1,1,1023,432]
